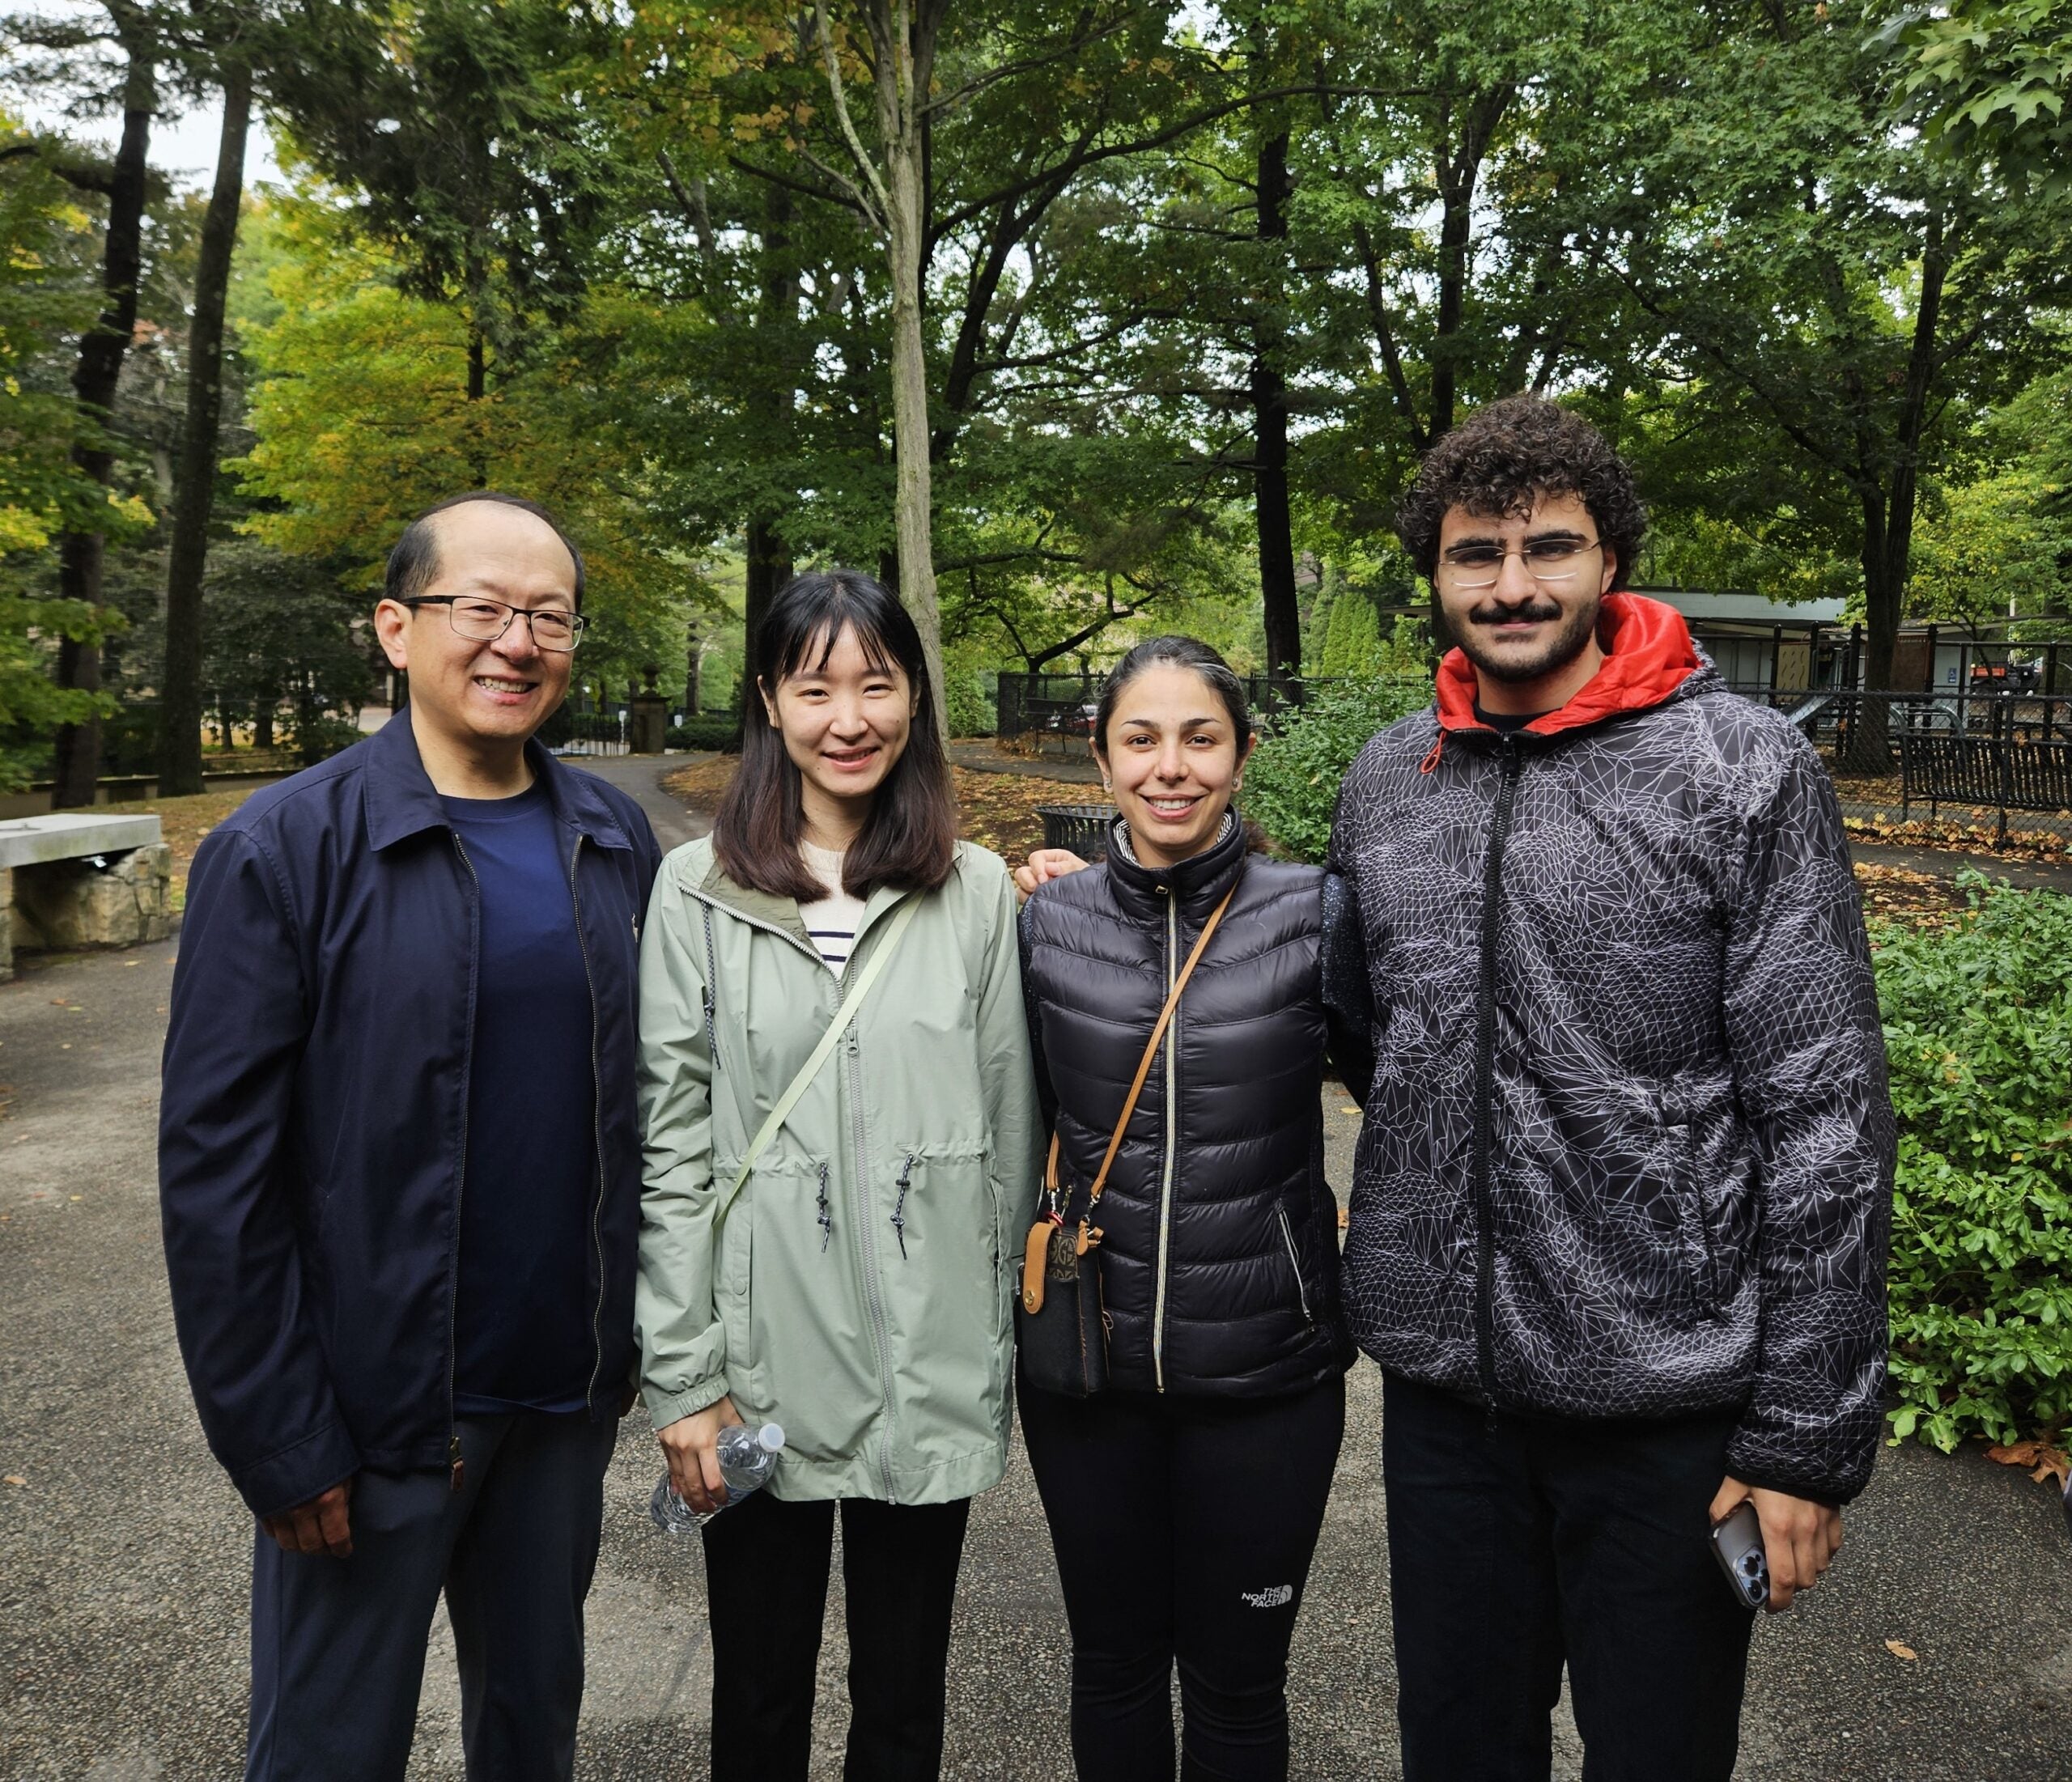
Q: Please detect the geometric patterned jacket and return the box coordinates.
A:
[1327,593,1896,1503]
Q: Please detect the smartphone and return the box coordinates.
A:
[1710,1500,1769,1610]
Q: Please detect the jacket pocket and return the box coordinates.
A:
[1664,1122,1724,1318]
[1276,1206,1318,1329]
[735,1159,877,1461]
[880,1149,1009,1439]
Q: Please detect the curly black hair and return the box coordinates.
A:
[1396,396,1646,592]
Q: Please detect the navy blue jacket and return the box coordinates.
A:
[159,715,662,1518]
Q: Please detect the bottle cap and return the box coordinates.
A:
[758,1423,785,1453]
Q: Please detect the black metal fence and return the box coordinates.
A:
[1000,672,2071,848]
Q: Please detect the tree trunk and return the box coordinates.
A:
[1836,210,1946,775]
[877,92,946,724]
[51,44,153,808]
[839,0,947,726]
[741,516,792,735]
[1251,127,1300,691]
[159,65,251,797]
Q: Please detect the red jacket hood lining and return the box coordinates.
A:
[1433,592,1703,740]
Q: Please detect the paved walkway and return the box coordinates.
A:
[5,769,2070,1777]
[562,753,711,852]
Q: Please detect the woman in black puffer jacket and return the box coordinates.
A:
[1016,636,1360,1782]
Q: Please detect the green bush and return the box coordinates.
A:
[943,668,997,740]
[1875,874,2072,1450]
[1241,677,1431,863]
[669,715,740,751]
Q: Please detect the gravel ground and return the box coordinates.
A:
[3,911,2069,1778]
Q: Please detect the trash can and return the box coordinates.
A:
[1035,804,1116,861]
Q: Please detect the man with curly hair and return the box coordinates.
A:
[1326,396,1895,1777]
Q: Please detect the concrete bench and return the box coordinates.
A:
[0,813,172,982]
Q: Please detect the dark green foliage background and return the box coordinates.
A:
[1875,876,2072,1451]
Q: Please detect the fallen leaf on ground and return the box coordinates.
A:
[1883,1640,1917,1661]
[2,1475,23,1487]
[1986,1440,2071,1487]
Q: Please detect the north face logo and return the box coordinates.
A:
[1241,1584,1294,1609]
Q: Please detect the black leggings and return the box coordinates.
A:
[1018,1373,1346,1782]
[700,1490,972,1782]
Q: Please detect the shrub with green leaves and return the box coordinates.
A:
[1242,678,1431,863]
[1875,874,2072,1450]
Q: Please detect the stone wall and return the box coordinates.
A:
[8,843,174,955]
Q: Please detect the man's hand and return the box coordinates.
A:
[657,1395,745,1516]
[1013,848,1090,902]
[1710,1475,1841,1613]
[261,1478,355,1559]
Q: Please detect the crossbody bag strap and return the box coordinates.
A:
[715,893,923,1231]
[1083,880,1238,1215]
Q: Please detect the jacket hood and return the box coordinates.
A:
[1433,592,1704,742]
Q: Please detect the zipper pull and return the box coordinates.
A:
[448,1432,465,1493]
[891,1156,914,1260]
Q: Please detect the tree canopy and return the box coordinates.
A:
[1,0,2066,797]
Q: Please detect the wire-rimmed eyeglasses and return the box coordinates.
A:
[1435,537,1603,593]
[398,596,587,652]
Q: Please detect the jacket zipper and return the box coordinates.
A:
[567,832,611,1415]
[446,832,482,1491]
[694,883,905,1498]
[1471,740,1526,1407]
[1276,1206,1315,1327]
[1151,887,1179,1393]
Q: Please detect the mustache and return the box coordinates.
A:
[1466,598,1565,626]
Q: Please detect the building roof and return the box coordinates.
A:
[1632,587,1847,626]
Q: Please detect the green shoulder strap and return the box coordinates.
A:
[715,893,923,1232]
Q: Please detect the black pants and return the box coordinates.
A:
[1019,1373,1346,1782]
[1382,1371,1757,1782]
[700,1489,972,1782]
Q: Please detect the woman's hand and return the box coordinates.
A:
[657,1396,745,1514]
[1013,848,1089,901]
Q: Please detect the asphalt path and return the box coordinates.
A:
[3,774,2070,1777]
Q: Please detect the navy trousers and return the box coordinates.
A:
[245,1410,618,1781]
[1382,1371,1757,1782]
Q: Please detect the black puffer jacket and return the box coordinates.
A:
[1327,595,1895,1503]
[1019,816,1355,1397]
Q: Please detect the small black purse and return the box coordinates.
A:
[1017,884,1236,1399]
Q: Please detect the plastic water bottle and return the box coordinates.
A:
[649,1423,786,1533]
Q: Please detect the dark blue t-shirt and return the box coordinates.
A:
[444,781,597,1416]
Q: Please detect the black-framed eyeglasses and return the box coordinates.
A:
[1436,537,1603,592]
[399,595,587,651]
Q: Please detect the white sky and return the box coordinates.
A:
[6,0,283,193]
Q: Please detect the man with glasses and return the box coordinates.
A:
[1325,398,1894,1776]
[160,492,661,1780]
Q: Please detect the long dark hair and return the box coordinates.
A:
[1092,635,1252,756]
[714,569,957,901]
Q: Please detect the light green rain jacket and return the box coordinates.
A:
[635,835,1043,1504]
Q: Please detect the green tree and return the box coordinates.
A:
[234,197,711,695]
[0,117,149,791]
[1882,0,2072,197]
[1611,0,2071,762]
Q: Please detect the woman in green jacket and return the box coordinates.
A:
[635,569,1042,1782]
